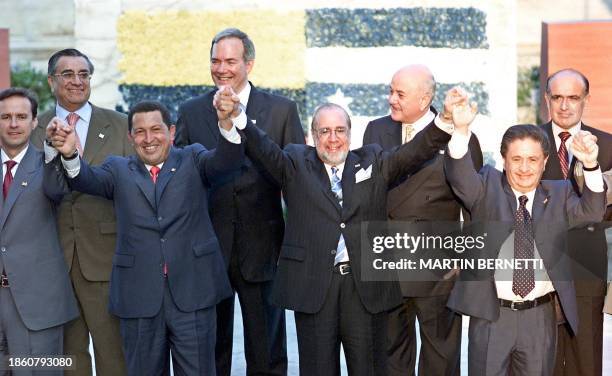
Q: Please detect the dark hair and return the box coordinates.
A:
[500,124,550,159]
[0,87,39,118]
[48,48,94,76]
[310,103,351,134]
[546,68,589,96]
[127,100,172,132]
[210,28,255,62]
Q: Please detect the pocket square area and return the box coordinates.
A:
[355,165,372,183]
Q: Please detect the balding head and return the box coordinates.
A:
[545,68,590,129]
[388,64,436,124]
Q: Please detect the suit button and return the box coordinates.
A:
[157,216,163,221]
[331,249,336,255]
[0,247,5,253]
[340,223,346,229]
[160,238,166,243]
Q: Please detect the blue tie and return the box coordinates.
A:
[331,167,347,264]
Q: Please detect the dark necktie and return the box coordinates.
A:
[3,160,17,199]
[149,166,160,183]
[512,195,535,298]
[331,167,346,264]
[558,131,571,179]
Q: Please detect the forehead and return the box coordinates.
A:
[212,37,244,58]
[506,137,545,158]
[549,74,585,95]
[391,71,420,92]
[0,95,32,114]
[55,56,90,73]
[132,110,167,129]
[316,108,348,128]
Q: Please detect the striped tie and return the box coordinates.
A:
[558,132,571,179]
[331,167,346,264]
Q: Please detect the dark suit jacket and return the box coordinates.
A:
[45,141,242,318]
[240,120,451,314]
[32,104,132,281]
[0,145,78,330]
[444,150,606,334]
[363,112,484,296]
[540,122,612,297]
[176,84,304,282]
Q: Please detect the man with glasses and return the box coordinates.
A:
[215,84,456,374]
[31,48,132,376]
[539,68,612,376]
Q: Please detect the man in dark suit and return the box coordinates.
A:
[537,68,612,376]
[45,100,241,375]
[0,88,78,375]
[363,65,482,376]
[175,27,304,376]
[215,81,457,374]
[31,48,131,376]
[443,91,606,375]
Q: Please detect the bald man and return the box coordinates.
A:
[363,65,483,376]
[539,68,612,376]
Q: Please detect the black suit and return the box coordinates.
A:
[175,83,304,375]
[363,112,483,376]
[539,122,612,376]
[241,117,451,375]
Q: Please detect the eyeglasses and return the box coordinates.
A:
[52,71,92,82]
[314,127,349,139]
[548,94,586,105]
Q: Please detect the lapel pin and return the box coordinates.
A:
[251,119,256,124]
[355,163,360,168]
[98,133,105,139]
[21,181,27,187]
[170,168,176,172]
[543,197,548,204]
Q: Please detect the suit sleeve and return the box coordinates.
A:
[240,120,296,186]
[566,181,606,228]
[468,133,484,172]
[43,156,71,204]
[381,122,451,185]
[280,101,305,146]
[68,158,116,199]
[194,137,244,186]
[443,150,487,212]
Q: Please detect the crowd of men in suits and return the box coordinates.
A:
[0,26,610,376]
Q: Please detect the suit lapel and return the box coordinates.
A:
[155,148,181,203]
[531,184,549,234]
[128,156,156,210]
[383,118,401,148]
[341,152,359,218]
[245,84,267,129]
[83,104,112,164]
[0,146,38,230]
[306,150,342,212]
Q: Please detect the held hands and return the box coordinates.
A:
[46,117,77,158]
[442,86,478,135]
[570,130,599,168]
[213,86,241,130]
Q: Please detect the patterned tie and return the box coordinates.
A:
[331,167,347,264]
[66,112,84,155]
[402,123,415,144]
[512,195,535,298]
[558,131,571,179]
[149,166,160,183]
[3,160,17,199]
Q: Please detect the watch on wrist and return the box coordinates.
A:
[45,138,53,147]
[441,112,453,122]
[583,163,599,171]
[64,149,79,160]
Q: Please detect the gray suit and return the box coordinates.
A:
[0,145,78,375]
[444,149,606,375]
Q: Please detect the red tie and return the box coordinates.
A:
[558,132,571,179]
[3,160,17,199]
[149,166,160,183]
[66,112,84,155]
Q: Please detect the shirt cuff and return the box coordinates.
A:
[583,168,604,193]
[218,125,242,144]
[61,155,81,178]
[447,130,471,159]
[434,115,454,134]
[44,142,59,164]
[233,108,247,130]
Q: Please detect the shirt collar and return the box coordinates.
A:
[1,145,29,165]
[403,109,435,134]
[552,121,581,138]
[324,161,346,181]
[511,188,536,214]
[56,102,92,124]
[237,82,252,109]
